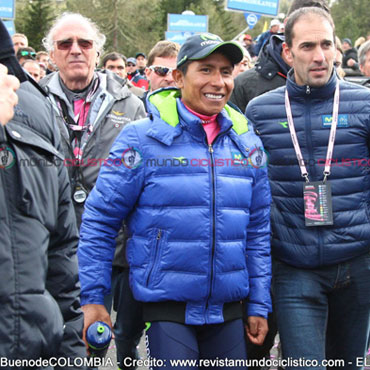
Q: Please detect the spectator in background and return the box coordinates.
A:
[102,52,145,99]
[127,56,149,90]
[11,32,28,53]
[358,40,370,77]
[135,52,147,76]
[142,40,180,110]
[254,19,281,56]
[16,46,36,64]
[354,36,366,50]
[232,50,252,78]
[335,36,345,79]
[242,34,257,59]
[342,38,360,73]
[22,59,41,82]
[102,51,126,79]
[36,50,49,65]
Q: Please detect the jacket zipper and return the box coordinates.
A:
[146,229,162,286]
[206,144,216,311]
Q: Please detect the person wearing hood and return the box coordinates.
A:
[78,32,271,368]
[230,34,291,114]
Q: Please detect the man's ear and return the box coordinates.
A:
[172,69,184,89]
[282,42,293,66]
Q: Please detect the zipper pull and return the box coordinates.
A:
[157,230,162,240]
[208,144,213,153]
[306,85,311,94]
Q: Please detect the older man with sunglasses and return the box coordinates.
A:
[40,12,146,366]
[141,40,180,111]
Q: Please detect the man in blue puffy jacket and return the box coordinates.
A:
[78,33,272,368]
[246,7,370,370]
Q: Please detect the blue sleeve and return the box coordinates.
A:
[245,136,272,318]
[78,123,146,306]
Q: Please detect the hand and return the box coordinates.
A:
[245,316,268,345]
[347,58,356,67]
[0,64,20,126]
[81,304,113,351]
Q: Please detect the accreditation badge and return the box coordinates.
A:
[73,184,88,204]
[303,181,333,226]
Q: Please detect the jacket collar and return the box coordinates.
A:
[40,71,130,101]
[145,88,248,146]
[286,69,338,100]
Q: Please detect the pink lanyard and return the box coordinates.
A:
[284,82,340,182]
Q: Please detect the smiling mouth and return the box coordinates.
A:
[204,93,225,100]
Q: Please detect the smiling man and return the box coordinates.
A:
[246,7,370,370]
[78,33,272,369]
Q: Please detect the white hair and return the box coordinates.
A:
[42,12,106,54]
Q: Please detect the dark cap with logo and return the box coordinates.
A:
[135,52,146,59]
[177,33,244,68]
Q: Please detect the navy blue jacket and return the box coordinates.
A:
[78,88,272,325]
[246,71,370,268]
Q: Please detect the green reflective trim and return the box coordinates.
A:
[149,90,181,127]
[224,105,249,135]
[145,322,151,331]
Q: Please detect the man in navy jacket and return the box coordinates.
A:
[246,7,370,370]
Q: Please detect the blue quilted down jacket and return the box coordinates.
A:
[78,88,271,325]
[246,71,370,268]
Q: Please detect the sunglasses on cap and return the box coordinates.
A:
[54,38,94,50]
[20,51,36,59]
[149,65,174,77]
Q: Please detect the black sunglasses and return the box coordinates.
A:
[54,38,94,50]
[149,65,174,77]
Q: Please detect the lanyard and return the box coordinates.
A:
[284,82,340,182]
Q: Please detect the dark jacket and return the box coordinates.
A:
[342,47,358,69]
[246,70,370,268]
[78,88,272,325]
[0,18,86,367]
[230,35,290,114]
[0,81,86,366]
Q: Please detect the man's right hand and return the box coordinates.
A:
[81,304,113,351]
[0,64,20,126]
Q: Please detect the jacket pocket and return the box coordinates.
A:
[145,229,164,287]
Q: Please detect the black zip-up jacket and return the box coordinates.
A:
[230,34,291,114]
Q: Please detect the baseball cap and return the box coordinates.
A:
[127,57,137,65]
[342,38,352,46]
[177,33,244,68]
[135,52,146,59]
[244,34,252,41]
[270,19,280,27]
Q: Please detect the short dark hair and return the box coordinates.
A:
[16,47,36,61]
[102,52,126,68]
[285,7,335,48]
[287,0,330,17]
[147,41,180,67]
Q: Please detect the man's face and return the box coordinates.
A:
[342,41,351,51]
[104,58,126,79]
[145,56,177,92]
[360,50,370,77]
[12,36,28,53]
[136,55,147,68]
[23,61,41,82]
[126,62,137,74]
[173,52,234,116]
[283,15,335,88]
[38,54,49,64]
[270,25,279,34]
[50,21,98,90]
